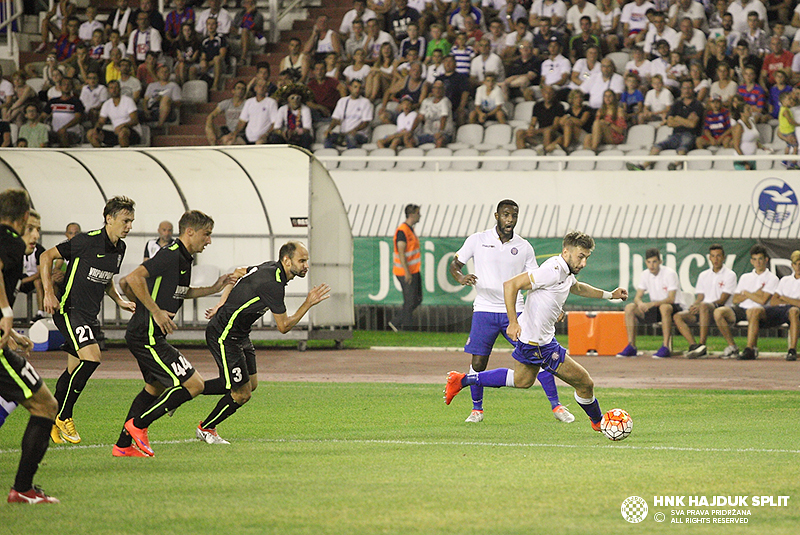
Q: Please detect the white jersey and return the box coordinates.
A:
[637,265,686,306]
[736,269,779,309]
[775,274,800,301]
[240,95,278,143]
[518,255,574,344]
[454,228,536,313]
[694,265,737,306]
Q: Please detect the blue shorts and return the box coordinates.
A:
[464,311,514,356]
[512,338,567,374]
[763,305,794,328]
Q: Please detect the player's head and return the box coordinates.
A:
[65,221,81,239]
[495,200,519,239]
[405,204,420,224]
[791,250,800,276]
[279,241,309,279]
[22,210,41,255]
[749,244,768,272]
[0,188,31,232]
[562,231,595,275]
[645,247,661,273]
[708,244,725,270]
[103,195,135,240]
[179,211,214,254]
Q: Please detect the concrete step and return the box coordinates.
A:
[169,124,206,136]
[182,113,209,125]
[152,134,207,147]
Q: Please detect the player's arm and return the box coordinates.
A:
[449,254,476,286]
[649,289,676,307]
[121,264,175,333]
[39,246,64,314]
[503,272,532,341]
[713,292,731,308]
[105,277,136,314]
[205,266,248,318]
[570,281,628,301]
[0,257,13,347]
[272,283,331,334]
[744,289,773,306]
[687,292,704,313]
[186,271,239,299]
[633,288,646,307]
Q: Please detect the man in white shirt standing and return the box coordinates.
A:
[324,79,373,148]
[761,250,800,361]
[674,244,738,359]
[448,200,574,424]
[714,244,779,360]
[617,247,686,359]
[445,231,628,433]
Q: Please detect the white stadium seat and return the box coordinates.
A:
[596,149,624,170]
[367,148,396,170]
[481,148,510,171]
[395,147,424,170]
[339,148,368,170]
[448,124,484,150]
[423,147,452,171]
[509,148,538,170]
[181,80,208,104]
[452,148,479,171]
[476,124,512,151]
[566,149,596,170]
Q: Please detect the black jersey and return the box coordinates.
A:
[126,240,192,342]
[208,261,288,339]
[55,227,126,318]
[0,224,25,314]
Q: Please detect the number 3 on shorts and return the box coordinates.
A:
[231,367,242,382]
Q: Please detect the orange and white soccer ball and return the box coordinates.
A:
[600,408,632,441]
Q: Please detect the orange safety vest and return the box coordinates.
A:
[393,222,420,276]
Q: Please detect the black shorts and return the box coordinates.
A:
[100,127,141,147]
[731,305,749,323]
[18,280,36,294]
[126,335,196,388]
[763,305,793,328]
[642,304,683,324]
[53,311,102,357]
[206,328,256,390]
[0,348,44,403]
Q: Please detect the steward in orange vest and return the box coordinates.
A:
[389,204,422,331]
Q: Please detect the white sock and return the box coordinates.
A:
[468,365,477,376]
[574,392,595,405]
[505,369,515,387]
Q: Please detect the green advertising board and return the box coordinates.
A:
[354,237,758,306]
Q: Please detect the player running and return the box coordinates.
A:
[112,210,233,457]
[196,241,330,444]
[444,231,628,431]
[40,196,136,444]
[449,199,574,423]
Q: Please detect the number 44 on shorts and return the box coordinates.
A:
[170,355,193,377]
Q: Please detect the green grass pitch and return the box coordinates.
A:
[1,380,798,535]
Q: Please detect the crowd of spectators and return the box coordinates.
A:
[4,0,800,163]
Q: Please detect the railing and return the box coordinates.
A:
[0,0,22,60]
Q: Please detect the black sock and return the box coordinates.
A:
[202,377,227,395]
[200,393,241,430]
[57,360,100,420]
[116,389,158,448]
[133,386,193,429]
[14,415,53,492]
[53,369,70,411]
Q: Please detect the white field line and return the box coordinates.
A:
[1,437,798,455]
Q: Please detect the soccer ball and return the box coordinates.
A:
[600,408,632,441]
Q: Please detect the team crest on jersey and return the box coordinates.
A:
[510,247,518,255]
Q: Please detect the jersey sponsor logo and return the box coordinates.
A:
[481,244,495,248]
[97,254,106,258]
[87,266,115,284]
[181,270,187,274]
[511,247,518,255]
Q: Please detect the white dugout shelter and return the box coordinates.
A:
[0,145,354,349]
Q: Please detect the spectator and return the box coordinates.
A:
[516,84,564,150]
[381,62,427,123]
[470,72,506,124]
[18,211,45,323]
[245,62,277,98]
[568,44,600,92]
[630,79,702,170]
[387,0,421,42]
[88,29,105,62]
[400,22,427,60]
[53,16,82,62]
[713,244,778,360]
[230,0,266,65]
[505,18,535,62]
[559,88,593,149]
[665,50,689,91]
[0,119,10,146]
[307,61,347,122]
[128,9,162,66]
[596,0,621,53]
[737,64,767,120]
[437,55,470,125]
[730,101,764,169]
[620,73,645,123]
[689,61,710,102]
[415,79,454,147]
[207,80,247,145]
[586,58,624,110]
[43,67,65,101]
[15,138,27,147]
[144,64,182,128]
[365,18,398,63]
[343,21,368,63]
[227,78,278,144]
[696,94,733,148]
[164,0,195,51]
[365,42,397,100]
[449,0,486,37]
[761,35,793,88]
[569,16,599,63]
[616,247,685,359]
[1,71,37,125]
[198,18,228,92]
[486,19,508,58]
[133,0,165,36]
[340,0,377,38]
[501,40,541,100]
[426,23,451,58]
[638,73,673,123]
[733,39,762,82]
[323,52,340,80]
[728,0,768,34]
[87,77,141,147]
[368,0,393,17]
[710,62,738,106]
[540,37,571,101]
[584,89,627,151]
[79,71,109,126]
[344,48,371,83]
[742,11,769,58]
[708,9,740,54]
[174,22,201,86]
[669,0,708,32]
[137,50,158,87]
[425,48,446,84]
[464,16,485,48]
[36,0,76,53]
[776,90,799,166]
[282,37,311,83]
[450,32,475,75]
[704,36,734,81]
[625,44,652,88]
[269,84,314,149]
[565,0,598,36]
[106,0,134,42]
[0,65,13,105]
[194,0,231,37]
[18,104,49,148]
[377,95,418,149]
[499,0,528,33]
[142,220,174,261]
[304,15,343,63]
[106,48,124,84]
[677,17,706,63]
[104,29,128,61]
[325,79,373,148]
[621,0,654,50]
[529,0,567,32]
[79,6,104,42]
[65,43,102,85]
[470,37,505,87]
[649,39,672,83]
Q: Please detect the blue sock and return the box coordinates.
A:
[537,371,561,410]
[575,393,602,423]
[462,368,511,388]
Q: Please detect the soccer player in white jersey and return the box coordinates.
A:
[617,248,686,359]
[761,250,800,361]
[713,244,779,360]
[444,231,627,432]
[449,200,573,424]
[674,244,737,359]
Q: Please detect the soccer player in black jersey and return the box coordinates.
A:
[197,241,330,444]
[0,189,60,504]
[112,210,233,457]
[40,196,136,444]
